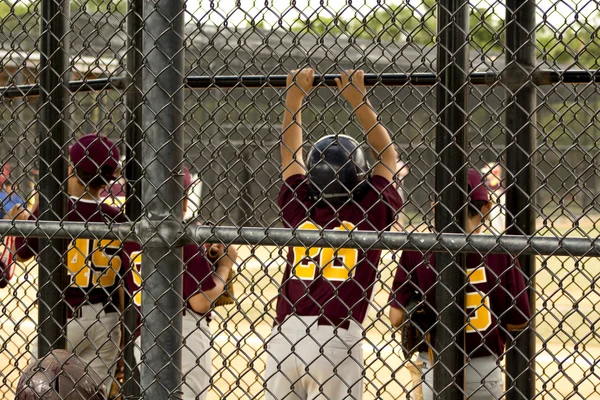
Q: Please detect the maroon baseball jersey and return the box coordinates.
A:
[389,251,531,358]
[276,174,402,325]
[122,241,217,334]
[14,197,126,311]
[0,237,16,289]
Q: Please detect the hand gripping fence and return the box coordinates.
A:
[1,0,599,399]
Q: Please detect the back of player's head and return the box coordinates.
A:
[467,168,490,217]
[16,349,106,400]
[306,135,368,203]
[69,133,120,189]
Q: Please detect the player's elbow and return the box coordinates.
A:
[188,293,212,314]
[389,306,405,329]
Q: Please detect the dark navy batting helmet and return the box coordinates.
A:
[306,135,369,202]
[16,350,106,400]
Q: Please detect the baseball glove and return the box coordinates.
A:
[401,292,434,362]
[213,268,235,308]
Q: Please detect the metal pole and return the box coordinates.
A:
[123,0,144,396]
[1,70,599,98]
[140,0,185,396]
[125,0,144,222]
[37,0,70,356]
[0,221,598,256]
[505,1,537,398]
[434,1,469,398]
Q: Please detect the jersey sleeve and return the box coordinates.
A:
[388,251,421,309]
[0,237,16,288]
[277,174,311,228]
[182,245,218,304]
[505,257,531,326]
[14,208,39,261]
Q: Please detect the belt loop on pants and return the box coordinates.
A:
[67,307,83,319]
[317,316,351,330]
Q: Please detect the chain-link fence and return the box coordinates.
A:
[0,0,599,399]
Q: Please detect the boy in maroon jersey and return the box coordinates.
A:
[265,68,402,400]
[388,168,531,400]
[123,167,237,400]
[9,134,127,395]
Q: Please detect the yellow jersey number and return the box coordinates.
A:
[292,221,359,282]
[66,239,122,289]
[465,266,492,333]
[130,251,143,306]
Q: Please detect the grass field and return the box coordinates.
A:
[1,216,599,399]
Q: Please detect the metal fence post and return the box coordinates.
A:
[140,0,185,397]
[37,0,70,356]
[123,0,144,395]
[505,1,537,398]
[434,1,469,398]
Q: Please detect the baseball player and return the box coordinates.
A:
[0,164,25,219]
[388,168,531,400]
[9,133,127,395]
[16,349,107,400]
[123,166,237,400]
[265,68,402,399]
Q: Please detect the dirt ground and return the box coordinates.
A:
[1,216,599,399]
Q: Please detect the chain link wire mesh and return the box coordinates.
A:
[0,0,599,399]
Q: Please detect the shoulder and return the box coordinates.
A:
[279,174,309,197]
[362,176,402,210]
[278,174,311,225]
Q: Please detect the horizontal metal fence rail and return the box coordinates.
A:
[0,70,599,98]
[0,220,597,256]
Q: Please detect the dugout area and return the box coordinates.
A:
[1,0,600,399]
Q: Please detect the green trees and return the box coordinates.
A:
[290,2,435,45]
[537,13,600,69]
[290,2,599,66]
[290,3,504,51]
[0,0,126,21]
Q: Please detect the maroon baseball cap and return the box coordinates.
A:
[468,168,490,202]
[69,134,120,181]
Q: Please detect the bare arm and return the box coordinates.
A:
[389,306,405,329]
[188,244,237,314]
[281,68,314,180]
[335,70,397,182]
